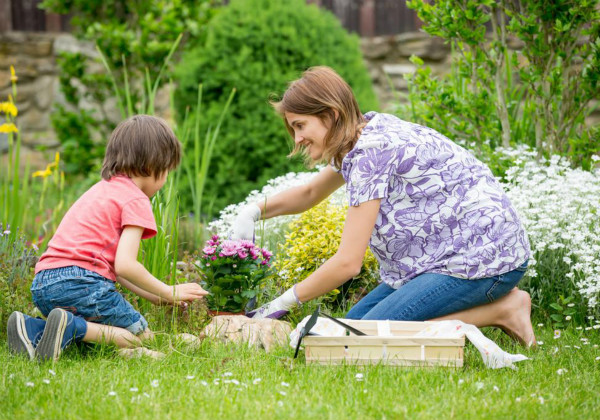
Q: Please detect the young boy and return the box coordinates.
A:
[7,115,207,362]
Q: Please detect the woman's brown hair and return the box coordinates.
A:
[271,66,365,169]
[101,115,181,180]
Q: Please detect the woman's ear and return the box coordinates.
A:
[333,109,339,121]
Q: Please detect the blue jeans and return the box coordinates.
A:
[31,266,148,335]
[346,261,528,321]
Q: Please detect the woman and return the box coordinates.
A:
[232,66,535,346]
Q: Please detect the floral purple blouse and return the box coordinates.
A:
[338,112,530,289]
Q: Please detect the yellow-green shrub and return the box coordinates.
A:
[273,200,379,310]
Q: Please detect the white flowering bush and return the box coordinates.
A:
[501,146,600,316]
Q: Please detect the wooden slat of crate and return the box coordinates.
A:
[303,320,464,367]
[333,320,437,336]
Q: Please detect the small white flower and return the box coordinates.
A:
[42,379,50,385]
[475,382,484,390]
[363,389,368,393]
[108,391,117,396]
[186,375,195,380]
[151,380,159,388]
[556,368,567,375]
[515,397,521,402]
[130,387,138,392]
[493,386,499,392]
[281,382,289,387]
[537,323,544,327]
[593,325,600,329]
[200,381,208,386]
[231,379,240,385]
[458,379,464,385]
[253,378,262,385]
[565,316,572,321]
[567,303,575,307]
[539,396,545,405]
[48,369,56,376]
[554,330,561,339]
[279,391,287,396]
[595,356,600,361]
[574,345,581,349]
[223,372,233,377]
[25,382,34,387]
[355,373,364,381]
[538,341,544,345]
[277,401,284,407]
[143,393,150,398]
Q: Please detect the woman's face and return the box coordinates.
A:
[285,112,330,161]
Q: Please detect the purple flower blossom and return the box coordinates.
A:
[220,240,241,257]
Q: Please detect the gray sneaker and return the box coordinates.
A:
[7,311,46,360]
[35,308,87,362]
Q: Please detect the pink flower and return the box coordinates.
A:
[240,240,255,249]
[203,246,216,255]
[261,249,273,259]
[211,255,217,261]
[261,260,269,266]
[237,250,248,259]
[220,240,241,257]
[249,248,259,260]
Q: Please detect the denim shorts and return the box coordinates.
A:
[346,260,529,321]
[31,266,148,335]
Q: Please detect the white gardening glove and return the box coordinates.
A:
[231,204,262,240]
[246,286,301,319]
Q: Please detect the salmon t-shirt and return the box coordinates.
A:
[35,175,157,281]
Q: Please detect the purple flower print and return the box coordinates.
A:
[415,143,453,171]
[386,230,425,259]
[488,216,518,247]
[412,184,445,214]
[459,210,492,237]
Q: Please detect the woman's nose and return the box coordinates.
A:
[294,133,303,145]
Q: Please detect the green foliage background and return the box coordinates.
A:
[175,0,379,215]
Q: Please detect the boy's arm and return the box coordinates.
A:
[115,226,208,303]
[116,276,165,305]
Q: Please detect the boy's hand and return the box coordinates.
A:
[169,283,209,303]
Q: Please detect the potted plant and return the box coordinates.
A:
[197,235,274,314]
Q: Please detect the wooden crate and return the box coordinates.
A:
[303,319,464,367]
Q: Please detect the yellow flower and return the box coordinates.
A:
[0,123,18,133]
[32,153,60,179]
[10,66,18,83]
[32,168,52,178]
[0,101,18,117]
[48,152,60,170]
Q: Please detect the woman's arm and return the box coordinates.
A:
[294,198,381,301]
[259,165,345,218]
[232,166,345,240]
[248,198,381,319]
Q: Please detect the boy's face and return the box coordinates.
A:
[145,171,168,198]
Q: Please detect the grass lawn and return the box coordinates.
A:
[0,325,598,420]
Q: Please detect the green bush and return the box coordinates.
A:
[175,0,378,214]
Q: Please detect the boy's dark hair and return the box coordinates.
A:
[101,115,181,180]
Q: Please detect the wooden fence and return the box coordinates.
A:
[1,0,421,36]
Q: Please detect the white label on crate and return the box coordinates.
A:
[377,320,392,336]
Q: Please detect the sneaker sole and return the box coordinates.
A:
[35,309,68,362]
[7,312,35,360]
